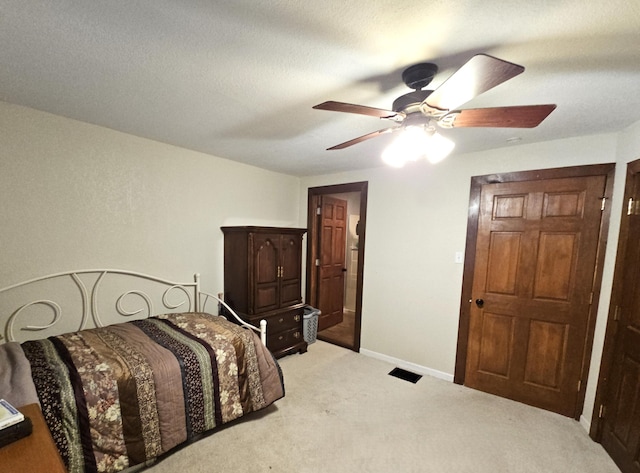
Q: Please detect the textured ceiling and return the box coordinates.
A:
[2,1,640,176]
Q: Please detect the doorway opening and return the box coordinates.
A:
[306,182,368,352]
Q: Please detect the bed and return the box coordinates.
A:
[0,269,284,473]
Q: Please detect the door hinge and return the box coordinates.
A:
[628,197,635,216]
[316,207,322,215]
[315,258,320,267]
[601,197,607,211]
[589,292,594,305]
[599,404,606,419]
[577,379,582,392]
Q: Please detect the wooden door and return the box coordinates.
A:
[317,196,347,331]
[600,169,640,473]
[465,174,606,417]
[306,182,368,353]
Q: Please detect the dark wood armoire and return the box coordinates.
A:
[221,226,307,358]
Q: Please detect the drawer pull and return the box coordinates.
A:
[294,314,301,322]
[278,335,284,341]
[278,317,285,323]
[294,331,301,339]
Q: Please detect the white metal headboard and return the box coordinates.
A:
[0,269,266,345]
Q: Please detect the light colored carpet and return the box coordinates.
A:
[146,341,620,473]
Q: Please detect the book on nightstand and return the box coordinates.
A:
[0,400,32,448]
[0,417,33,448]
[0,400,24,430]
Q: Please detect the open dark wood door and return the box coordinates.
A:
[317,195,347,331]
[463,171,609,417]
[306,182,368,353]
[599,165,640,473]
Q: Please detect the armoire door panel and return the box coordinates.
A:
[253,234,280,312]
[255,286,278,312]
[254,236,279,284]
[280,280,302,307]
[281,236,301,281]
[280,235,303,307]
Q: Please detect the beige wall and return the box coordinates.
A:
[299,130,640,428]
[0,101,301,295]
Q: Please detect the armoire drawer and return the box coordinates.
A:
[262,308,303,333]
[268,327,303,353]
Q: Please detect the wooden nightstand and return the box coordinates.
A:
[0,403,66,473]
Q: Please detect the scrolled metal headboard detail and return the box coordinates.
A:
[0,269,266,345]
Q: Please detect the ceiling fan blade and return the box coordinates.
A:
[425,54,525,112]
[313,101,401,120]
[443,104,556,128]
[327,127,398,150]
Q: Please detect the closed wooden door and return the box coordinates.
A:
[600,169,640,473]
[317,196,347,331]
[465,174,606,417]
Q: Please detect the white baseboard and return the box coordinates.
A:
[579,414,591,433]
[359,348,454,383]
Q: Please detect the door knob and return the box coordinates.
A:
[475,299,484,308]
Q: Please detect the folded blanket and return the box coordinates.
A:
[0,342,39,407]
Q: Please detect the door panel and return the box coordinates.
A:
[486,232,520,294]
[477,312,514,377]
[465,175,606,416]
[534,232,576,300]
[600,170,640,473]
[317,196,347,331]
[253,234,279,312]
[280,234,303,307]
[524,319,567,389]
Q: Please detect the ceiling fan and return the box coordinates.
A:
[313,54,556,166]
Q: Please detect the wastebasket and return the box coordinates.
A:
[303,305,321,344]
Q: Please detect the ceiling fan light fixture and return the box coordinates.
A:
[381,126,430,167]
[314,55,554,160]
[381,126,454,168]
[425,132,455,164]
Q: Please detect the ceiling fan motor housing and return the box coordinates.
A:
[393,63,439,114]
[393,90,433,114]
[402,63,438,89]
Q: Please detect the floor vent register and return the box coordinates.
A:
[388,367,422,384]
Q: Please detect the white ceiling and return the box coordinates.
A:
[2,1,640,176]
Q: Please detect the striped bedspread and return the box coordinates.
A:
[20,312,284,473]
